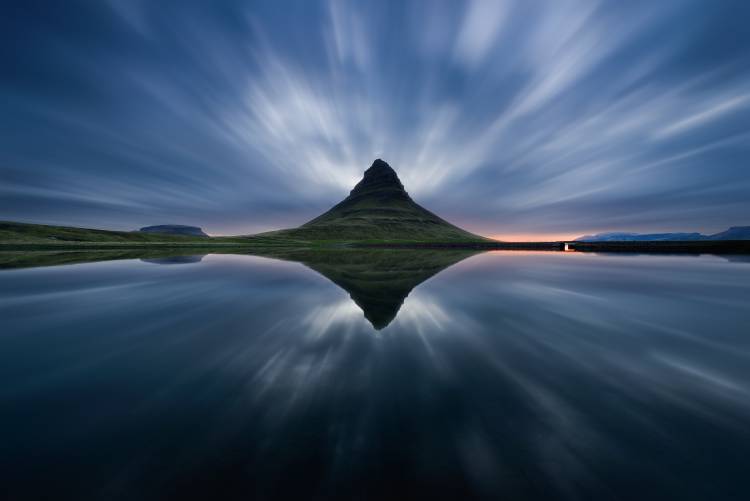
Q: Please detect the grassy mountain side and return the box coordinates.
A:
[1,160,490,247]
[262,159,487,243]
[0,221,304,247]
[0,221,207,244]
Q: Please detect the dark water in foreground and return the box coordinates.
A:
[1,250,749,500]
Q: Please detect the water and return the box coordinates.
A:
[1,250,749,500]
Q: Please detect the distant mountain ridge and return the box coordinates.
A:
[139,225,208,237]
[576,226,750,242]
[707,226,750,240]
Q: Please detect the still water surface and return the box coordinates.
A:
[1,250,749,500]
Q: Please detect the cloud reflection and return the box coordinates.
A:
[1,251,750,498]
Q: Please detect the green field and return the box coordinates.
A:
[0,220,489,249]
[0,221,329,248]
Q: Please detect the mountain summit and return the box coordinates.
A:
[348,158,406,197]
[265,159,484,243]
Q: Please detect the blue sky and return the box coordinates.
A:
[1,0,749,239]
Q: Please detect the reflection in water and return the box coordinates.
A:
[141,254,206,265]
[0,250,749,500]
[1,248,477,329]
[0,248,216,269]
[262,248,478,329]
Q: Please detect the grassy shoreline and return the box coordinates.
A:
[2,221,749,254]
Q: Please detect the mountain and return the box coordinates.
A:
[576,226,750,242]
[575,232,704,242]
[707,226,750,240]
[139,225,208,237]
[259,159,486,243]
[1,161,483,246]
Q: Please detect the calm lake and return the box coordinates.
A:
[1,250,749,500]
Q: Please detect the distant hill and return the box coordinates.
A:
[575,232,704,242]
[706,226,750,240]
[576,226,750,242]
[259,159,485,243]
[139,225,208,237]
[0,221,220,245]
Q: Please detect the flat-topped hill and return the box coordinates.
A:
[139,225,208,237]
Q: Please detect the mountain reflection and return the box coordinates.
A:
[252,248,478,329]
[0,248,477,329]
[141,254,206,265]
[1,250,749,500]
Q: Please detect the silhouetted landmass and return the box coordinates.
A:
[1,160,748,251]
[0,160,486,247]
[139,225,208,237]
[708,226,750,240]
[576,226,750,242]
[257,159,487,243]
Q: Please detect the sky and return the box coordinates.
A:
[1,0,749,240]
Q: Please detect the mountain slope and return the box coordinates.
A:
[261,159,486,243]
[1,160,484,246]
[707,226,750,240]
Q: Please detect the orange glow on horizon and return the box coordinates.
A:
[487,232,579,242]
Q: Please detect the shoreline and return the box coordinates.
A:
[2,240,749,253]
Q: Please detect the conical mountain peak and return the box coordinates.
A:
[349,159,405,197]
[275,159,484,243]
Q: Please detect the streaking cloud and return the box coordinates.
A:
[1,0,749,237]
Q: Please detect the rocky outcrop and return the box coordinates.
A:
[348,158,407,197]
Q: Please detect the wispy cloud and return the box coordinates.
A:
[1,0,749,235]
[453,0,508,68]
